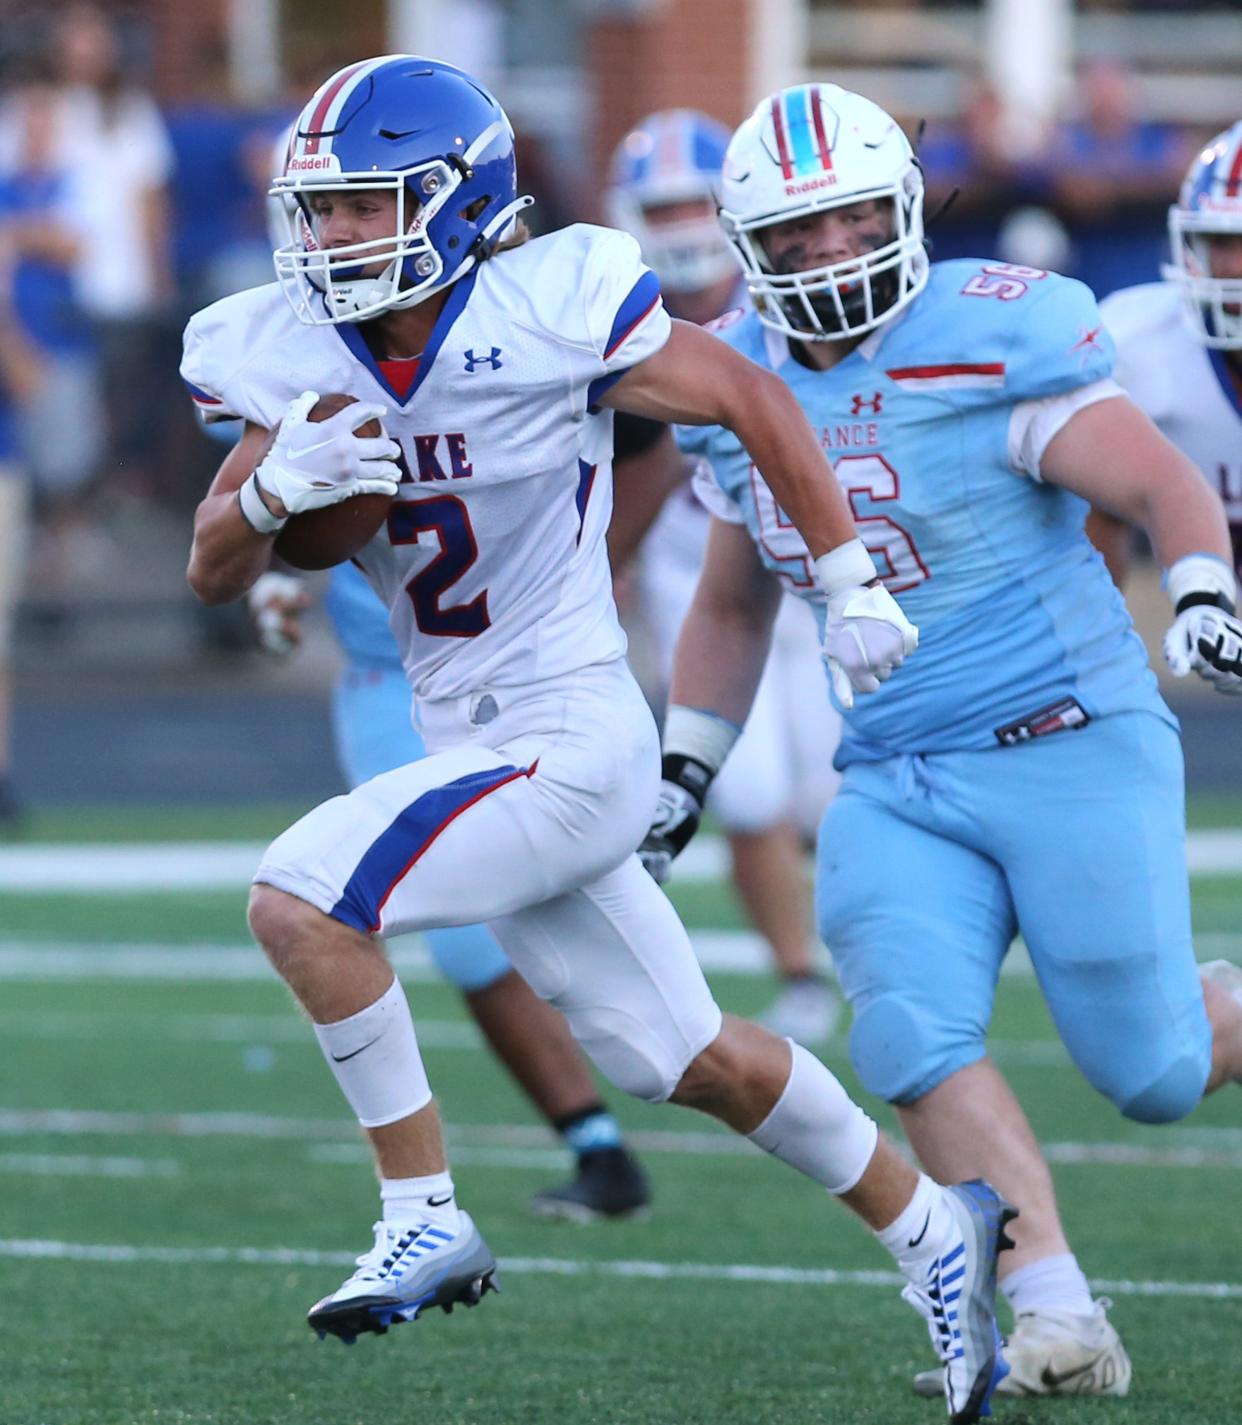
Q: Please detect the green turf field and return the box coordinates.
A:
[1,802,1240,1424]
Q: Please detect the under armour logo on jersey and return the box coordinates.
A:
[1069,326,1104,365]
[850,392,883,415]
[464,347,503,372]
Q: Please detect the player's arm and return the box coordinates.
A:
[602,319,918,706]
[1039,393,1241,691]
[602,320,856,559]
[187,420,280,605]
[607,424,688,571]
[187,392,398,606]
[639,517,782,882]
[1084,506,1132,589]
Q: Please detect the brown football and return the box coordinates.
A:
[269,393,396,570]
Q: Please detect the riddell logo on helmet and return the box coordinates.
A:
[784,175,837,196]
[288,154,341,174]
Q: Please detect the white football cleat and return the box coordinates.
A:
[912,1298,1131,1398]
[758,977,842,1046]
[901,1180,1017,1423]
[308,1212,498,1344]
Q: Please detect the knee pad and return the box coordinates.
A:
[848,993,977,1105]
[1116,1052,1209,1125]
[564,1004,692,1104]
[425,923,512,992]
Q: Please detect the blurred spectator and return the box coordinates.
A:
[1049,58,1191,294]
[915,77,1054,263]
[0,238,43,826]
[0,69,108,620]
[43,3,177,502]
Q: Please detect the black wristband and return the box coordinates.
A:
[661,753,714,805]
[1175,590,1236,617]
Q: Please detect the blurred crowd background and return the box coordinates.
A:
[0,0,1238,820]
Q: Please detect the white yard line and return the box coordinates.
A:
[0,1153,180,1178]
[2,828,1240,892]
[2,1106,1240,1168]
[0,1237,1237,1300]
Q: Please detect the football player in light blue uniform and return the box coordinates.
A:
[644,82,1242,1399]
[248,558,652,1223]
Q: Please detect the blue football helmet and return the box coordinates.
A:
[271,55,531,325]
[604,109,736,293]
[1163,119,1242,349]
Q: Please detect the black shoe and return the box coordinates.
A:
[530,1146,651,1223]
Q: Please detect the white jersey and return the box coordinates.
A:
[182,224,671,700]
[1101,282,1242,557]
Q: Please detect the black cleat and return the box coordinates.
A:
[530,1146,651,1223]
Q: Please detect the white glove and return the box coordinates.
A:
[248,571,310,657]
[254,390,400,516]
[822,583,919,709]
[1163,604,1242,694]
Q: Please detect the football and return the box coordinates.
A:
[269,393,395,570]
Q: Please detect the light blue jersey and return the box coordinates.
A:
[681,260,1172,765]
[324,561,404,672]
[681,260,1209,1123]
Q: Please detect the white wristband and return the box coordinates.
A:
[238,472,288,536]
[663,704,742,776]
[813,537,878,596]
[1164,553,1236,611]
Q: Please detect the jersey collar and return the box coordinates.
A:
[332,269,479,408]
[1207,346,1242,421]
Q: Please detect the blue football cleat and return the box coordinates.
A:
[901,1179,1017,1423]
[308,1213,499,1344]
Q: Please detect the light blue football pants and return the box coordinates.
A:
[818,711,1211,1124]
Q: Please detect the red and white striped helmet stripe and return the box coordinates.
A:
[289,55,396,161]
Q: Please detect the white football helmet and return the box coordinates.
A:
[1163,119,1242,350]
[604,109,735,294]
[719,84,928,342]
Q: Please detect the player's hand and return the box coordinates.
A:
[822,583,919,709]
[254,390,400,516]
[1163,605,1242,694]
[638,758,710,884]
[248,571,311,657]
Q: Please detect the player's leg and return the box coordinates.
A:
[817,758,1125,1398]
[996,714,1218,1120]
[461,969,651,1221]
[247,880,497,1342]
[492,853,1015,1422]
[250,666,676,1340]
[332,663,649,1219]
[707,635,838,1045]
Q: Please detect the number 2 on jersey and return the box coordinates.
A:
[388,495,491,637]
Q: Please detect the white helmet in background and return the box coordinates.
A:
[605,109,736,293]
[720,83,928,341]
[1163,119,1242,350]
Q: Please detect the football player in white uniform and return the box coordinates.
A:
[184,57,1013,1420]
[1098,120,1242,618]
[606,109,841,1047]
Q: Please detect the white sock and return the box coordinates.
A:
[1002,1253,1095,1317]
[874,1173,959,1281]
[380,1171,462,1233]
[312,978,432,1128]
[747,1041,879,1194]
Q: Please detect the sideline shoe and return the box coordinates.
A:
[308,1213,498,1344]
[912,1298,1131,1398]
[901,1180,1017,1423]
[530,1145,651,1223]
[758,976,842,1045]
